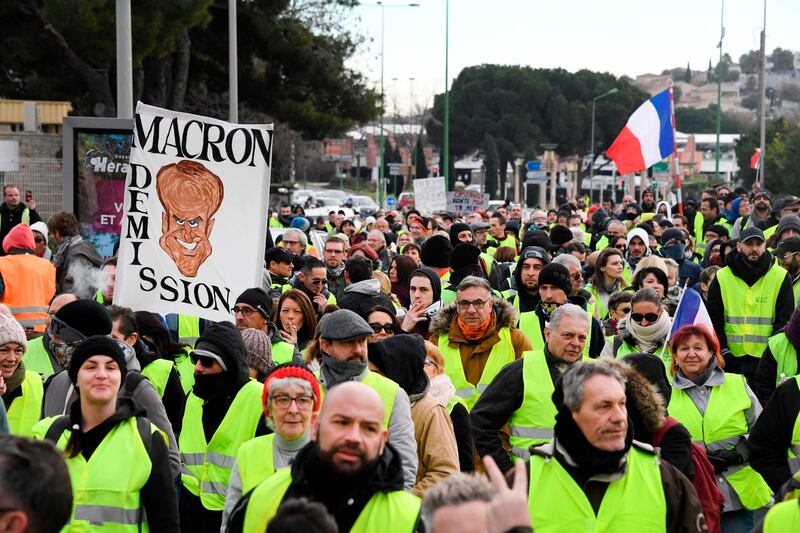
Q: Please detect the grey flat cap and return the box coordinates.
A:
[318,309,374,341]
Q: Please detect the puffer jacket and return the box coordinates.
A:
[428,297,531,387]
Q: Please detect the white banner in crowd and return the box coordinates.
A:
[446,190,490,214]
[413,177,447,214]
[116,102,273,322]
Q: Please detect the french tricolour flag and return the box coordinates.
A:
[668,287,717,343]
[606,89,674,175]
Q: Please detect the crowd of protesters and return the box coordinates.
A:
[3,181,800,532]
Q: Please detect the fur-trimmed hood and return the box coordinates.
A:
[604,358,665,437]
[429,296,519,336]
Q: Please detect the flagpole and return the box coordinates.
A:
[667,79,682,215]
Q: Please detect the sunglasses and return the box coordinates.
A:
[617,306,632,315]
[369,322,396,334]
[614,244,626,250]
[310,278,327,286]
[190,353,217,368]
[34,237,45,243]
[631,312,659,324]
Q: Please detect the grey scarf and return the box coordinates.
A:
[320,355,368,388]
[52,234,82,269]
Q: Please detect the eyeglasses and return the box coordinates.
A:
[631,312,659,324]
[325,248,344,255]
[272,394,315,409]
[617,306,632,315]
[232,306,255,316]
[457,299,488,310]
[283,240,300,246]
[614,244,626,250]
[310,278,327,286]
[571,272,583,281]
[369,322,396,334]
[190,353,218,368]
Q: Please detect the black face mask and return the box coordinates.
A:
[625,212,638,220]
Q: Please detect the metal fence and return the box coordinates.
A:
[0,157,63,221]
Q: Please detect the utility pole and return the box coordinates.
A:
[115,0,133,118]
[757,0,767,189]
[228,0,238,123]
[714,0,724,181]
[443,0,450,187]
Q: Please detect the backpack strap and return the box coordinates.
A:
[123,371,146,398]
[613,336,623,354]
[43,415,72,444]
[651,416,680,447]
[135,416,153,457]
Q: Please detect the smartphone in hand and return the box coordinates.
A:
[25,190,32,202]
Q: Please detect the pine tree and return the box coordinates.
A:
[414,136,428,180]
[684,62,692,82]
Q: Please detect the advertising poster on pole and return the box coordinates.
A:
[115,103,273,322]
[413,177,446,214]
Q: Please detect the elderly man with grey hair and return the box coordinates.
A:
[366,228,394,272]
[220,362,321,529]
[472,304,591,470]
[525,360,705,532]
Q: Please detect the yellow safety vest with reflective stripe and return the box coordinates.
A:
[179,380,264,510]
[718,263,786,358]
[693,213,706,253]
[498,234,517,251]
[584,284,607,320]
[529,446,666,532]
[243,467,421,533]
[764,497,800,532]
[236,433,276,494]
[668,373,772,509]
[319,371,397,429]
[513,297,592,358]
[141,359,174,398]
[764,224,777,241]
[178,315,201,346]
[786,377,800,476]
[271,341,296,365]
[614,337,670,366]
[7,369,43,437]
[508,351,556,460]
[767,332,798,386]
[33,416,165,532]
[21,335,55,379]
[438,327,516,411]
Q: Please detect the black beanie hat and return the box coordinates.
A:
[68,335,127,385]
[550,224,574,247]
[53,300,113,338]
[537,263,572,296]
[449,223,472,244]
[420,235,452,269]
[521,232,555,252]
[235,287,273,319]
[450,243,481,271]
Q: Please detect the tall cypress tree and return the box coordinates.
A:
[414,136,428,180]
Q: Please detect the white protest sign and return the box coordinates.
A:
[116,102,273,322]
[446,190,490,214]
[413,177,446,214]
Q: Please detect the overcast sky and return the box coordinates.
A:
[345,0,799,116]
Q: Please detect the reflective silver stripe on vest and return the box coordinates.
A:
[206,451,237,469]
[74,504,140,525]
[180,337,199,344]
[181,452,205,466]
[725,316,773,325]
[9,306,48,313]
[510,446,531,459]
[202,481,228,496]
[477,383,490,394]
[181,466,195,477]
[15,318,46,327]
[508,426,554,440]
[789,456,800,474]
[792,444,800,456]
[455,387,473,399]
[705,436,743,453]
[726,334,771,344]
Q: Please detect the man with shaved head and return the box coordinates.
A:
[229,382,421,532]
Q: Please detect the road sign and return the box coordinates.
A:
[526,171,547,183]
[385,195,397,208]
[526,160,541,172]
[388,163,403,176]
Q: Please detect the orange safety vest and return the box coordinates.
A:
[0,254,55,333]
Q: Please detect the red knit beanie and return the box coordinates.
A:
[261,362,321,416]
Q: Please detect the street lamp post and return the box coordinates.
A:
[373,2,419,209]
[589,88,619,204]
[443,0,450,187]
[714,0,725,181]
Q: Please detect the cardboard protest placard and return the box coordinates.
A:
[446,190,490,214]
[412,177,446,214]
[115,103,272,322]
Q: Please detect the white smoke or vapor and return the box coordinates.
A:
[66,262,106,300]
